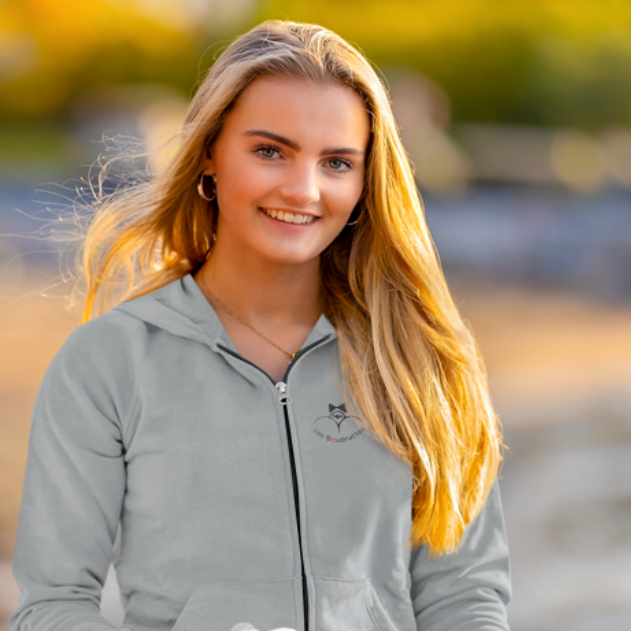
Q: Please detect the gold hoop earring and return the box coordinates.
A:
[197,172,217,202]
[346,208,362,226]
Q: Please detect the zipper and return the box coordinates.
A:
[276,383,308,631]
[216,334,332,631]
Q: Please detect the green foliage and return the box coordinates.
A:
[0,0,218,122]
[521,32,631,128]
[1,0,630,128]
[256,0,631,128]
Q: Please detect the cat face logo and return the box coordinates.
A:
[313,403,364,444]
[328,405,347,428]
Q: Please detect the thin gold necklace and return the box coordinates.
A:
[199,272,301,360]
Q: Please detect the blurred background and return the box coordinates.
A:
[1,1,630,629]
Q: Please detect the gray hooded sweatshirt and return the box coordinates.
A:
[10,272,511,631]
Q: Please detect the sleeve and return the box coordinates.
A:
[9,317,140,631]
[408,479,512,631]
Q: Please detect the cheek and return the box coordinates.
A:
[219,155,273,205]
[325,175,365,216]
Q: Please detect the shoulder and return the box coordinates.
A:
[58,307,170,373]
[43,308,171,421]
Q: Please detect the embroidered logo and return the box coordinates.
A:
[313,403,364,444]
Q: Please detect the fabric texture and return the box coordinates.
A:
[10,272,511,631]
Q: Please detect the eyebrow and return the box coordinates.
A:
[243,129,365,157]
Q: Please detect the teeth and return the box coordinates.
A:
[263,208,315,224]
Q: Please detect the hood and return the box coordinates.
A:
[114,272,338,356]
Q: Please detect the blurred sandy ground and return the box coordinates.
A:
[1,264,630,630]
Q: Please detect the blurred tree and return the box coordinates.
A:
[0,0,214,122]
[521,31,631,130]
[256,0,631,128]
[0,0,630,128]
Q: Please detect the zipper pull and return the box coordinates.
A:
[274,381,292,405]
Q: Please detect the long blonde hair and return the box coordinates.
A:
[76,20,502,556]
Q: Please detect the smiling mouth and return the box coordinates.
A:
[260,207,319,225]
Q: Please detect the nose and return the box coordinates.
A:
[278,161,321,207]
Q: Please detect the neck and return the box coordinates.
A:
[195,238,324,329]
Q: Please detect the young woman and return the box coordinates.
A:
[10,20,511,631]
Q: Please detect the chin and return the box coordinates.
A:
[258,248,318,267]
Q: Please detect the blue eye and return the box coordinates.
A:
[254,144,280,159]
[328,158,352,171]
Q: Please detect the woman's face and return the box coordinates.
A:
[202,75,371,268]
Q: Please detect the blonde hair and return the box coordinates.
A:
[76,20,502,555]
